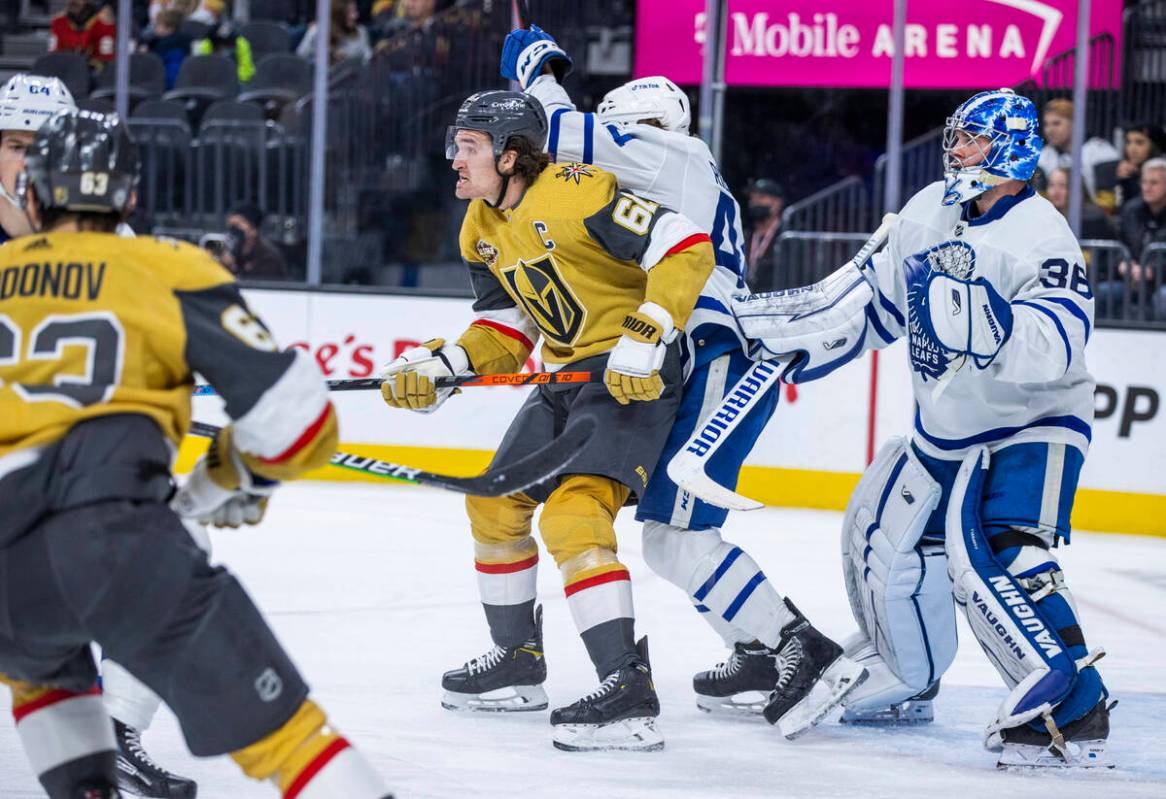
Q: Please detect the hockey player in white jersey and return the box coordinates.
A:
[733,88,1111,767]
[501,26,866,738]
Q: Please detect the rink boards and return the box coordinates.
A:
[180,287,1166,537]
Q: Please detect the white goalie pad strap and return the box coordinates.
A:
[732,262,873,382]
[842,437,954,694]
[945,447,1078,735]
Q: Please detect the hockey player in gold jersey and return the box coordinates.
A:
[0,109,393,798]
[380,91,714,751]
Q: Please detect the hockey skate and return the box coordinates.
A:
[993,700,1115,769]
[441,605,548,712]
[693,641,780,716]
[114,720,197,798]
[840,680,939,725]
[550,637,664,752]
[762,600,868,740]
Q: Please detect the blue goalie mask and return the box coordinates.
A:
[941,88,1042,206]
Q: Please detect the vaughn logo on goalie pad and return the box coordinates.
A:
[978,575,1064,660]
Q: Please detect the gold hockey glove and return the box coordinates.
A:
[604,303,674,405]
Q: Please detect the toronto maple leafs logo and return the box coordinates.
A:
[555,163,594,184]
[905,240,976,382]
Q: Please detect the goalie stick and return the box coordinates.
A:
[192,370,595,397]
[186,415,595,497]
[667,215,898,511]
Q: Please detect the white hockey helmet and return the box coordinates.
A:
[0,74,77,135]
[597,76,691,134]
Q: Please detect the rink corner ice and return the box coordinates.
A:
[174,438,1166,538]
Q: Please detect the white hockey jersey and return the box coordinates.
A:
[527,76,749,371]
[865,181,1095,462]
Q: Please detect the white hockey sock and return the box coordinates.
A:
[13,686,116,783]
[285,741,389,799]
[102,659,162,731]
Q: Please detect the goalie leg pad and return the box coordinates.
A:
[641,521,790,647]
[841,438,956,709]
[946,448,1087,737]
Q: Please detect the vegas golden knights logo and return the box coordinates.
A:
[500,253,587,345]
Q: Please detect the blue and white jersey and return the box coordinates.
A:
[527,76,749,373]
[865,180,1095,461]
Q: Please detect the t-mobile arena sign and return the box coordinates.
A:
[634,0,1122,89]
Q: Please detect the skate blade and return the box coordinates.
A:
[695,690,768,717]
[552,717,665,752]
[441,684,548,713]
[777,659,869,740]
[840,699,934,725]
[996,740,1114,770]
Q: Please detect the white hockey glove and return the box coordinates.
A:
[379,338,470,413]
[172,428,278,529]
[924,273,1013,367]
[604,302,674,405]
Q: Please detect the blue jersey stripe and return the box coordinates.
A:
[582,113,595,164]
[548,108,567,161]
[1033,296,1091,342]
[865,303,895,345]
[694,546,742,601]
[877,288,905,328]
[1016,300,1071,370]
[913,410,1092,450]
[723,572,766,621]
[695,295,731,315]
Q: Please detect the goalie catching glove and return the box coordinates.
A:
[380,338,471,412]
[172,426,278,528]
[605,302,674,405]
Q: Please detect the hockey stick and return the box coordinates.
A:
[192,370,595,397]
[666,215,898,512]
[186,415,595,497]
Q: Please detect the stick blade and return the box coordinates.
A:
[667,451,763,512]
[455,414,596,497]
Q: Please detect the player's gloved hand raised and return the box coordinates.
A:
[605,302,674,405]
[500,24,573,90]
[923,273,1013,366]
[172,426,278,528]
[379,338,469,413]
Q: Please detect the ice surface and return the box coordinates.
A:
[2,481,1163,798]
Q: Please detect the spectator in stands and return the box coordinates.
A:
[139,8,192,89]
[188,0,256,83]
[1037,98,1120,209]
[49,0,117,72]
[1042,167,1115,240]
[1116,122,1166,208]
[744,178,785,291]
[216,203,290,280]
[297,0,372,64]
[1097,157,1166,320]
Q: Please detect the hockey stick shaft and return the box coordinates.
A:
[192,370,596,397]
[186,415,594,497]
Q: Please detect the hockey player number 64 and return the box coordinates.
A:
[0,311,125,407]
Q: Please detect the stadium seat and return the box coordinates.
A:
[128,109,193,228]
[90,52,166,107]
[163,55,240,128]
[194,102,268,225]
[238,53,312,116]
[31,52,91,102]
[131,99,190,125]
[76,97,114,114]
[242,22,292,64]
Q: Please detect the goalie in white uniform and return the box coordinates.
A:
[500,26,866,738]
[733,89,1111,767]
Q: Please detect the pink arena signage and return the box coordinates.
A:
[634,0,1122,89]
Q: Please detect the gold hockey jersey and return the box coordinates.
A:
[0,232,335,482]
[455,162,714,371]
